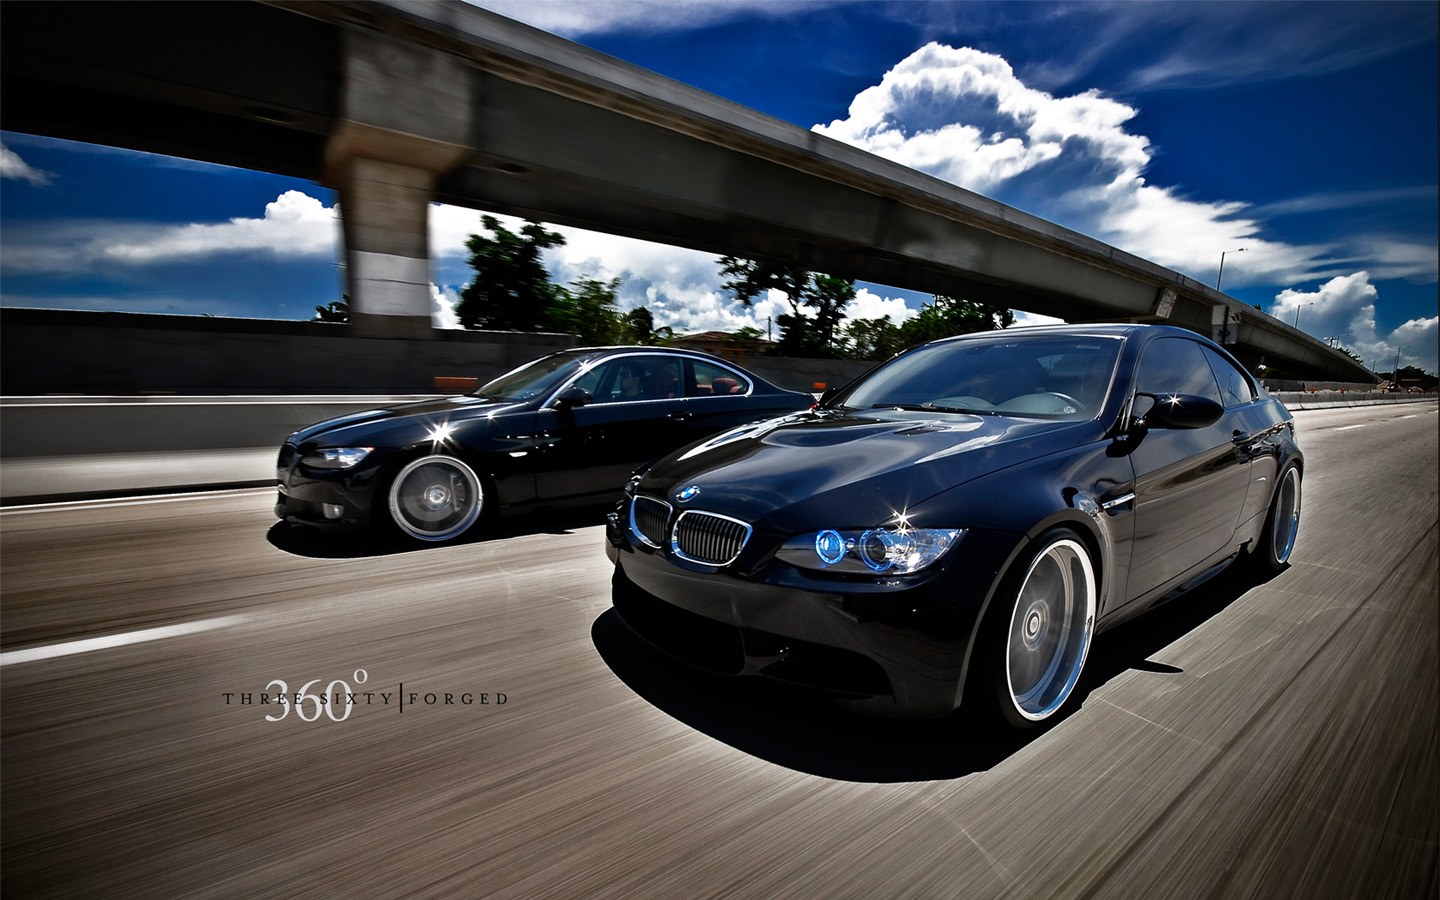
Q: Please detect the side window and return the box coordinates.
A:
[1135,338,1223,405]
[641,357,682,399]
[578,357,651,404]
[689,360,751,397]
[1202,346,1256,408]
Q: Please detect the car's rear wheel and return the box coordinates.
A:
[386,454,484,542]
[982,529,1097,729]
[1252,463,1301,572]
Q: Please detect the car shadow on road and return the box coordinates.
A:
[266,505,612,559]
[591,609,1033,783]
[1067,558,1286,708]
[590,559,1286,783]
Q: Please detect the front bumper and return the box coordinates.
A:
[273,443,382,529]
[606,509,1023,717]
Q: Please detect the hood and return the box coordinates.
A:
[287,396,526,447]
[640,408,1097,531]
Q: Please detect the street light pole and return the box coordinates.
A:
[1215,247,1246,292]
[1293,302,1313,328]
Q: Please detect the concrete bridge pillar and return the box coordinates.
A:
[325,30,474,338]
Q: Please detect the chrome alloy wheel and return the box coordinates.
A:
[1004,536,1096,723]
[387,455,483,541]
[1253,463,1302,572]
[1270,466,1301,565]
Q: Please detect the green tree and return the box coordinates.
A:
[620,306,674,345]
[837,295,1015,360]
[895,294,1015,346]
[838,315,903,360]
[457,217,567,331]
[555,276,625,344]
[718,257,810,315]
[716,256,855,356]
[313,296,350,323]
[807,274,855,355]
[1382,364,1438,390]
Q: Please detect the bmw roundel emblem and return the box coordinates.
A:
[677,485,701,503]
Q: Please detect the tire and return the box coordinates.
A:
[981,529,1098,729]
[1252,463,1301,572]
[385,454,484,542]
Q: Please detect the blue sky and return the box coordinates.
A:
[2,0,1436,373]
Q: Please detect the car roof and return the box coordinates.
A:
[929,322,1201,345]
[550,345,735,364]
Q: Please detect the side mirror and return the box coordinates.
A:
[817,385,842,407]
[553,386,594,409]
[1135,392,1224,429]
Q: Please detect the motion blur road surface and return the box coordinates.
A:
[2,403,1436,899]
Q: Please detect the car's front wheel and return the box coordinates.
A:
[981,529,1097,729]
[385,454,484,542]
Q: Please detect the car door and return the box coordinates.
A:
[1201,344,1278,531]
[1126,337,1253,597]
[532,355,692,500]
[677,358,765,443]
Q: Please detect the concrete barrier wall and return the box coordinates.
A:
[0,396,435,458]
[0,308,580,395]
[0,309,873,461]
[1271,391,1437,411]
[0,307,873,398]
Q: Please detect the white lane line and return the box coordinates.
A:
[1336,424,1367,431]
[0,615,250,666]
[1,488,274,515]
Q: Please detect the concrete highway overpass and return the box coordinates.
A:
[0,0,1371,381]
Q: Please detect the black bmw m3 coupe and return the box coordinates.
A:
[605,325,1302,727]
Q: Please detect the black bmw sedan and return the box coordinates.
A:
[605,324,1303,727]
[276,347,813,541]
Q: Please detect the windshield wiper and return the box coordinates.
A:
[869,402,987,414]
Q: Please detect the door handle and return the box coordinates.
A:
[668,410,693,421]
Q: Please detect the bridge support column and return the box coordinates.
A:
[330,153,443,339]
[326,30,474,339]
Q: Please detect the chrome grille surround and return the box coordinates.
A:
[672,510,752,567]
[630,495,672,549]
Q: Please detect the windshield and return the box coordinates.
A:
[836,334,1123,420]
[474,353,586,402]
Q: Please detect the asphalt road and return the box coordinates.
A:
[2,403,1436,899]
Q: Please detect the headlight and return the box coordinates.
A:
[301,447,373,469]
[776,527,964,575]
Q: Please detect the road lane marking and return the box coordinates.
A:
[1,488,274,515]
[0,615,250,666]
[1335,424,1367,430]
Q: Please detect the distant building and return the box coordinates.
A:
[667,330,773,364]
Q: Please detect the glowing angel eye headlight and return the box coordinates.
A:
[301,447,373,469]
[777,527,963,575]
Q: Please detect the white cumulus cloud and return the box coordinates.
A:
[813,42,1339,289]
[431,283,463,330]
[466,0,822,36]
[0,142,54,187]
[102,191,339,263]
[1273,272,1438,374]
